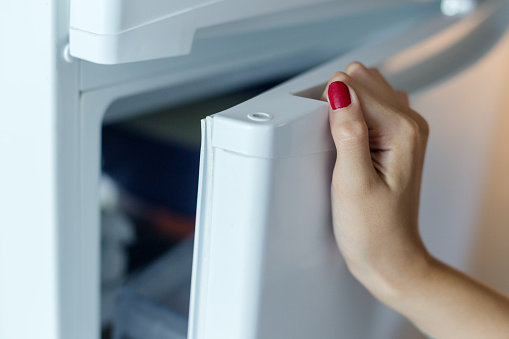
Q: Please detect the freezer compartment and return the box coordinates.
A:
[99,80,289,333]
[100,120,200,327]
[113,238,194,339]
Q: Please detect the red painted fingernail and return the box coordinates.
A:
[328,81,351,110]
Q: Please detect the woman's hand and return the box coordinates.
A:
[323,62,431,298]
[324,62,509,339]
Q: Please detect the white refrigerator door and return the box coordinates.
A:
[189,0,509,338]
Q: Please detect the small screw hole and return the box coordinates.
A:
[248,112,272,121]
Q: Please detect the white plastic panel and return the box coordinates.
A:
[189,1,509,338]
[70,0,432,64]
[79,2,439,94]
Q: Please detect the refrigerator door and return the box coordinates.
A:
[190,0,509,338]
[70,0,437,64]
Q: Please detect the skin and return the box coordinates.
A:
[323,62,509,338]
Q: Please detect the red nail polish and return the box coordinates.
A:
[328,81,351,110]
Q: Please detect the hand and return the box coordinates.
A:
[324,62,509,339]
[322,62,431,299]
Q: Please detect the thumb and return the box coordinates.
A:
[327,79,377,187]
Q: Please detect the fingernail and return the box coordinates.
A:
[328,81,351,110]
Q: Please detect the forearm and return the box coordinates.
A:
[355,254,509,339]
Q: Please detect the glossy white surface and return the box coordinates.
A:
[78,3,437,94]
[70,0,428,64]
[0,0,85,339]
[0,1,59,336]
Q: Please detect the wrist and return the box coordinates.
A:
[345,243,436,303]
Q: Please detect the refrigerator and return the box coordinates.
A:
[1,0,509,338]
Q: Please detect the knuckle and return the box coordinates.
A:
[369,67,383,77]
[397,114,421,140]
[335,120,368,145]
[346,61,370,78]
[346,61,368,76]
[397,90,409,102]
[330,71,351,84]
[408,110,430,138]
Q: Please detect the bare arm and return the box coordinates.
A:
[324,62,509,338]
[390,258,509,338]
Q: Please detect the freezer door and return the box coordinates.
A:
[70,0,434,64]
[189,1,509,338]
